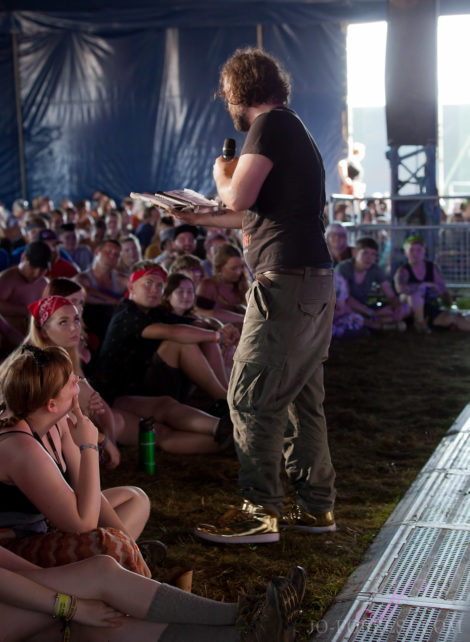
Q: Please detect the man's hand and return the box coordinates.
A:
[213,156,239,183]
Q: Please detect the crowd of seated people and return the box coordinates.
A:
[0,192,310,640]
[326,222,470,336]
[0,189,468,638]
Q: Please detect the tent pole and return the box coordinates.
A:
[256,24,263,49]
[11,33,28,201]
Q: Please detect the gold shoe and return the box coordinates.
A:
[195,499,280,544]
[280,503,336,533]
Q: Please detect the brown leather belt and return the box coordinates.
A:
[262,267,332,277]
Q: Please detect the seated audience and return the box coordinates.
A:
[0,241,51,338]
[49,208,65,233]
[145,216,175,260]
[169,254,205,290]
[76,239,128,305]
[136,206,160,253]
[202,231,229,277]
[81,218,107,251]
[197,243,247,325]
[162,273,239,377]
[117,234,142,276]
[58,222,94,271]
[0,346,152,576]
[0,545,304,642]
[153,228,176,269]
[332,272,365,338]
[325,222,353,266]
[173,224,199,257]
[335,237,409,330]
[75,198,94,235]
[99,262,231,403]
[42,277,97,367]
[394,234,470,333]
[10,215,48,262]
[26,294,233,455]
[35,229,79,279]
[105,210,123,240]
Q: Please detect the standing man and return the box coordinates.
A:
[177,48,336,544]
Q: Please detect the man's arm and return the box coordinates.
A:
[141,322,220,344]
[174,208,244,229]
[213,153,273,212]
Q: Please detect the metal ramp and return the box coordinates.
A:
[313,405,470,641]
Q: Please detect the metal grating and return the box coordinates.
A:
[379,526,470,602]
[425,432,470,472]
[314,404,470,642]
[349,603,464,642]
[417,472,470,526]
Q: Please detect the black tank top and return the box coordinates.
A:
[0,425,67,517]
[403,260,434,284]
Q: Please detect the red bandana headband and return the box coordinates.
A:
[28,296,74,328]
[129,266,167,285]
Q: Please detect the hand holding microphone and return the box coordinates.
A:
[214,138,238,182]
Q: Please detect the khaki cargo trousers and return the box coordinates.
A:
[228,268,336,515]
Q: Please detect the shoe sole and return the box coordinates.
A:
[280,523,336,533]
[194,528,280,544]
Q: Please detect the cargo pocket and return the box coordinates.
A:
[248,281,271,320]
[229,355,285,414]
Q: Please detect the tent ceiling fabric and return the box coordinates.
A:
[0,0,467,206]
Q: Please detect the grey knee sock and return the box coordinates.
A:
[160,623,239,641]
[147,583,238,626]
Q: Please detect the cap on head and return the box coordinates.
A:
[173,224,198,240]
[35,229,60,243]
[403,234,425,248]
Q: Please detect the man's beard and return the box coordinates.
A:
[230,104,250,132]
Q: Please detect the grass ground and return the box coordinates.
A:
[102,331,470,640]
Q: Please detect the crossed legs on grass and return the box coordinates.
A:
[2,553,303,641]
[113,395,223,454]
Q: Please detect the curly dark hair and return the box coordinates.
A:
[218,48,291,107]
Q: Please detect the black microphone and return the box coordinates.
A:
[222,138,236,160]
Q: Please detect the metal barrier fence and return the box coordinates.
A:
[340,223,470,290]
[328,193,470,290]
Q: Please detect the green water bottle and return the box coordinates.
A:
[139,416,156,474]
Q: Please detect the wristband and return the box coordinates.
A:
[214,331,221,343]
[53,593,71,618]
[79,443,99,453]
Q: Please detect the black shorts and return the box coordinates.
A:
[143,353,190,402]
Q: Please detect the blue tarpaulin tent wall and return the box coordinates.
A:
[0,1,467,206]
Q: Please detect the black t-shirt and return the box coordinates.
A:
[240,107,331,274]
[98,299,193,399]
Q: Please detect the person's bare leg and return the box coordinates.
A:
[407,291,425,323]
[200,341,229,387]
[109,407,220,454]
[114,396,218,439]
[433,310,470,330]
[102,486,150,539]
[158,341,227,399]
